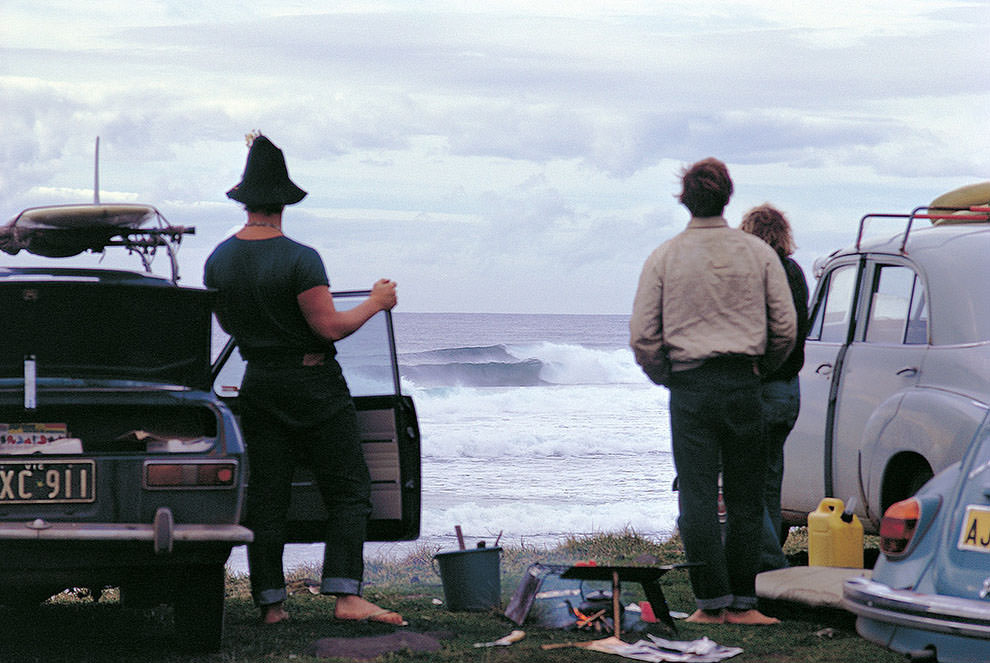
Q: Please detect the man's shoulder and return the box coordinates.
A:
[205,235,237,267]
[274,234,318,255]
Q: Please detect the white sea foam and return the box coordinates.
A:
[412,383,669,459]
[226,313,679,576]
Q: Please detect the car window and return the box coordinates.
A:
[211,291,399,399]
[864,265,928,345]
[905,278,929,344]
[809,264,857,343]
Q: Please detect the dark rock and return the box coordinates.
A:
[306,631,447,660]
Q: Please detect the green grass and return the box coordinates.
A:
[0,530,905,663]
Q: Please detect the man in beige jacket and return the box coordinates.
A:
[630,158,796,625]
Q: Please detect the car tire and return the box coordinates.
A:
[173,563,226,652]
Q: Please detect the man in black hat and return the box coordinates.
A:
[205,134,403,626]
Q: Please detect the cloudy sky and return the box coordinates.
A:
[3,1,988,313]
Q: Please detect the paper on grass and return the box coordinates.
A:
[585,634,742,662]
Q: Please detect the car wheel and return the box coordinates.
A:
[22,588,57,606]
[173,563,226,652]
[119,579,163,610]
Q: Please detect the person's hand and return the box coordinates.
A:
[370,278,397,311]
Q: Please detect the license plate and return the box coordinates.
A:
[0,460,95,504]
[958,505,990,552]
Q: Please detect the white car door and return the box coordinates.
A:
[781,260,860,520]
[831,261,928,511]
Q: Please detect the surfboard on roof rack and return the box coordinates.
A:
[0,203,195,284]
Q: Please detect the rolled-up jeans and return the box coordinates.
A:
[239,358,372,607]
[668,356,765,611]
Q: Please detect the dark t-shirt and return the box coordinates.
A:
[204,235,333,357]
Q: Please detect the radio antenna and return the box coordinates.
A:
[93,136,101,203]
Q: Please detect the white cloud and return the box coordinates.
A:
[2,1,988,312]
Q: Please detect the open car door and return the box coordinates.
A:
[211,290,420,542]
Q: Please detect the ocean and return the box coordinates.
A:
[226,312,678,575]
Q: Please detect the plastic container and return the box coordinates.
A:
[807,497,864,568]
[433,546,502,611]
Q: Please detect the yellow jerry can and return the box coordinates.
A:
[807,497,864,568]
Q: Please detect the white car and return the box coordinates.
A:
[780,182,990,534]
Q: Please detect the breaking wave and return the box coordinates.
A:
[399,342,644,388]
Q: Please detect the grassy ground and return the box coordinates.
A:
[0,530,905,663]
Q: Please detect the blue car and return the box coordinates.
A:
[843,411,990,662]
[0,202,421,652]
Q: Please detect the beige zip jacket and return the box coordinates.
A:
[630,216,797,384]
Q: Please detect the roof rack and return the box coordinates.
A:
[855,204,990,253]
[0,203,195,284]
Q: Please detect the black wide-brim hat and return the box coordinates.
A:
[226,135,307,206]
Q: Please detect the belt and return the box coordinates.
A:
[672,355,757,376]
[703,355,756,369]
[243,349,328,366]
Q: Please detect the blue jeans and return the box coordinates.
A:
[668,357,765,611]
[240,359,372,607]
[759,377,800,571]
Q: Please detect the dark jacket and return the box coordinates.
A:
[766,256,809,381]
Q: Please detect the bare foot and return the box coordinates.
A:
[334,595,406,625]
[261,603,290,624]
[725,609,780,625]
[685,609,725,624]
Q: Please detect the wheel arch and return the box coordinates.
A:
[864,388,985,526]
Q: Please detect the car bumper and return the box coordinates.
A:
[843,576,990,639]
[0,506,252,557]
[0,522,252,542]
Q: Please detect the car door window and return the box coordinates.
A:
[211,291,400,399]
[809,265,857,343]
[905,278,929,345]
[864,265,928,345]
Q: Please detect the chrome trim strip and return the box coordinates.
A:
[0,521,253,544]
[843,577,990,638]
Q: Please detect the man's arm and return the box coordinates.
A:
[298,278,397,342]
[630,254,670,385]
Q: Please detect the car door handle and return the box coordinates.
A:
[815,363,833,376]
[896,367,919,377]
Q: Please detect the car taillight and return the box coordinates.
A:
[145,462,237,488]
[879,497,920,558]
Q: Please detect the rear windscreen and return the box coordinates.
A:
[1,282,214,390]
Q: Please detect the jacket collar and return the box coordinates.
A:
[687,216,729,229]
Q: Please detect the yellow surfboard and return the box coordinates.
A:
[928,182,990,224]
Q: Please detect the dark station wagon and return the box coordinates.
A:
[0,203,420,651]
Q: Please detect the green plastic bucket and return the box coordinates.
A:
[433,546,502,611]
